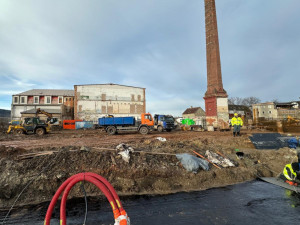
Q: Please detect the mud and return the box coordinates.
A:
[0,129,298,208]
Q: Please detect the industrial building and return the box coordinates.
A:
[11,89,74,121]
[74,84,146,122]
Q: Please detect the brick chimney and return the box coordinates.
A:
[203,0,229,129]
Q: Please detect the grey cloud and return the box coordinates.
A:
[0,0,299,112]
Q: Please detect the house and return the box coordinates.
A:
[11,89,74,121]
[74,84,146,122]
[182,106,206,126]
[252,102,277,121]
[252,101,300,121]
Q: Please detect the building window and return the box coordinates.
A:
[46,96,51,104]
[58,96,63,104]
[269,111,271,114]
[34,96,39,104]
[20,96,25,104]
[13,96,19,104]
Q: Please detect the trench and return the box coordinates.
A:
[1,180,300,225]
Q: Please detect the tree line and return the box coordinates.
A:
[228,97,261,107]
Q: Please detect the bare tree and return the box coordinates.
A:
[228,97,244,105]
[228,96,260,107]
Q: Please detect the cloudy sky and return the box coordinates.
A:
[0,0,299,116]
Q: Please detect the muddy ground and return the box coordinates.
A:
[0,129,299,209]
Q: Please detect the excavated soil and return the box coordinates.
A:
[0,129,298,208]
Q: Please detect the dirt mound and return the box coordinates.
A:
[0,145,26,159]
[0,130,298,208]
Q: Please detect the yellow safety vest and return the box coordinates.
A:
[231,117,243,126]
[283,164,297,181]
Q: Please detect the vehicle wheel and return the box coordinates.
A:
[107,126,116,135]
[36,128,45,136]
[14,129,24,135]
[157,126,163,132]
[139,126,149,135]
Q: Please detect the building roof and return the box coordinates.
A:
[182,107,204,115]
[14,89,74,96]
[20,108,62,114]
[228,105,251,112]
[275,101,300,107]
[74,83,145,89]
[252,102,274,106]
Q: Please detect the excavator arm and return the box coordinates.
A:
[36,108,52,118]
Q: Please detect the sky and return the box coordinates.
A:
[0,0,300,116]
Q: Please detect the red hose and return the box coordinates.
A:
[44,173,127,225]
[60,174,119,225]
[86,172,124,211]
[44,176,75,225]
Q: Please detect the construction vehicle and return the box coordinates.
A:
[6,120,23,134]
[36,108,61,130]
[7,108,55,135]
[7,117,50,135]
[287,116,300,125]
[153,114,175,132]
[98,113,154,135]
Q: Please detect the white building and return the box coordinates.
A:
[74,84,146,122]
[11,89,74,121]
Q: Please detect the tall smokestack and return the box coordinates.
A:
[203,0,229,129]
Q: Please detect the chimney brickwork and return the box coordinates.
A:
[203,0,229,128]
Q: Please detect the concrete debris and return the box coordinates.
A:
[118,150,131,163]
[80,146,90,152]
[205,150,235,168]
[156,137,167,142]
[116,143,134,163]
[116,143,134,152]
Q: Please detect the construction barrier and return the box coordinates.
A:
[62,120,82,129]
[75,121,94,129]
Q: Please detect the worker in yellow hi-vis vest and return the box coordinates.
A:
[280,153,300,186]
[231,113,243,137]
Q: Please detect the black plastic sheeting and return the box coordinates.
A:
[249,133,292,150]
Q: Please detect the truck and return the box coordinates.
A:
[153,114,175,132]
[98,113,154,135]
